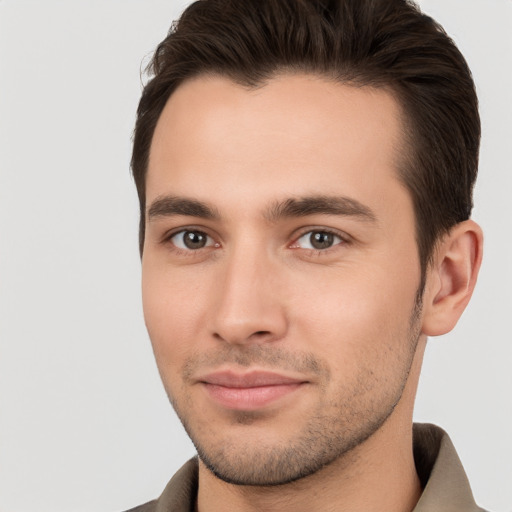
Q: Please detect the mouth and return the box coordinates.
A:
[197,370,309,411]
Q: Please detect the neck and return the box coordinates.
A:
[196,338,426,512]
[197,424,421,512]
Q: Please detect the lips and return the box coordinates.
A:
[198,370,307,410]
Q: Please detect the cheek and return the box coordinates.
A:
[289,263,419,357]
[288,273,419,403]
[141,261,207,367]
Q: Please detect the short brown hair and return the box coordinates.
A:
[131,0,480,279]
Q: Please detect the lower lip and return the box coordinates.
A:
[203,383,304,410]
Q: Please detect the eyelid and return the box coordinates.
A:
[159,224,350,253]
[289,227,351,250]
[162,226,221,251]
[161,224,213,241]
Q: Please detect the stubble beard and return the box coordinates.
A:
[168,296,423,487]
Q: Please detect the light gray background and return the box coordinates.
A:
[0,1,510,511]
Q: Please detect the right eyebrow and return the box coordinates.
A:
[147,195,220,221]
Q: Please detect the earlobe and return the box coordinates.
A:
[421,220,483,337]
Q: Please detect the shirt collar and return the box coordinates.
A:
[153,423,485,512]
[412,423,485,512]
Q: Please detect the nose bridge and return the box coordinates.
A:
[210,240,286,344]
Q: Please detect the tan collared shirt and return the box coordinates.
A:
[126,423,487,512]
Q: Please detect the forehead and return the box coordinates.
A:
[147,73,407,214]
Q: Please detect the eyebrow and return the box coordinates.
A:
[147,195,220,221]
[147,194,377,224]
[265,195,377,223]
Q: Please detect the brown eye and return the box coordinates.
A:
[296,230,342,250]
[171,230,214,250]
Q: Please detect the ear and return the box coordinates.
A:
[421,220,483,337]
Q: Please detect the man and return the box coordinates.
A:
[127,0,486,510]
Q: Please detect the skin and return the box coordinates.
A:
[142,74,482,512]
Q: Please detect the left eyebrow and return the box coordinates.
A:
[264,195,377,223]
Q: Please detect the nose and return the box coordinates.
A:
[209,247,288,345]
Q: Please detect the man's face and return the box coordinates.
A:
[142,74,424,485]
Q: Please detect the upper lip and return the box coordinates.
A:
[198,370,307,388]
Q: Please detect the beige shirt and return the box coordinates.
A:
[126,423,487,512]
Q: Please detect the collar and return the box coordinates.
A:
[148,423,486,512]
[412,423,485,511]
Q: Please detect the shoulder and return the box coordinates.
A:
[121,457,199,512]
[123,501,158,512]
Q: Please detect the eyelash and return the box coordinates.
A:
[290,227,349,253]
[162,227,350,256]
[163,228,218,256]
